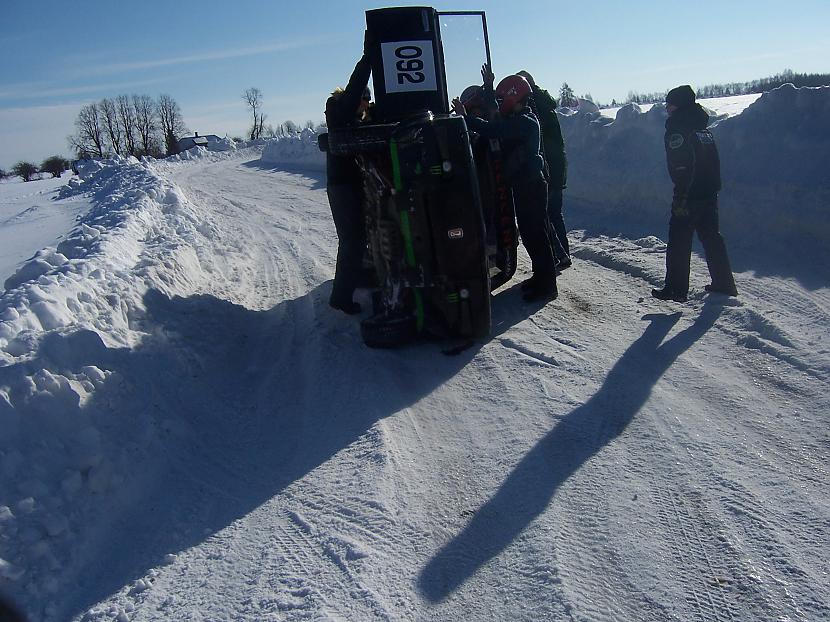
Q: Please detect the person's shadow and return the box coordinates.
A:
[418,300,724,602]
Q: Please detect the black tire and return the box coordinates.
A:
[360,314,417,349]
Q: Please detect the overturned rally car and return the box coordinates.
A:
[320,6,517,348]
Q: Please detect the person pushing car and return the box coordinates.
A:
[453,68,558,302]
[324,33,374,314]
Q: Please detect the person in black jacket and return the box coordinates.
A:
[517,70,571,270]
[453,70,558,302]
[652,85,737,302]
[324,41,372,314]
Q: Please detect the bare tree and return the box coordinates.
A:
[132,94,158,156]
[116,94,137,156]
[157,94,188,156]
[70,102,105,158]
[100,98,123,155]
[243,87,265,140]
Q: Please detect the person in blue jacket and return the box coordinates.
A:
[453,69,558,302]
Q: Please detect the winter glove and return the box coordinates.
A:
[671,196,689,218]
[481,64,495,89]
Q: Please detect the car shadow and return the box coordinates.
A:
[417,300,724,602]
[2,280,542,620]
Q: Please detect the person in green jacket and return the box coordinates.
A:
[518,71,571,270]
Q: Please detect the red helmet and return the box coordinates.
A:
[495,75,531,115]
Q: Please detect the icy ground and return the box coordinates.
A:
[1,94,829,620]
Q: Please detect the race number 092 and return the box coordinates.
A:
[381,40,435,93]
[395,45,425,84]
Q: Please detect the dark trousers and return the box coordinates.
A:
[514,177,557,279]
[665,197,735,296]
[547,186,569,260]
[327,183,366,305]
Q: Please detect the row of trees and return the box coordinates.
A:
[695,69,830,98]
[69,94,187,159]
[0,156,72,182]
[625,69,830,105]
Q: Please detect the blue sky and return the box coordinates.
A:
[1,0,828,169]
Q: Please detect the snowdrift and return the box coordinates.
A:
[260,127,325,171]
[0,151,246,609]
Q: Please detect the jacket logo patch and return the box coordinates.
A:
[448,227,464,240]
[668,134,684,149]
[696,131,714,144]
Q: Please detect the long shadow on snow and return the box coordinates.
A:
[13,282,535,620]
[241,159,326,190]
[418,300,724,602]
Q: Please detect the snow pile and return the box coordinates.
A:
[206,136,237,152]
[560,84,830,260]
[0,155,228,610]
[715,84,830,249]
[260,128,326,171]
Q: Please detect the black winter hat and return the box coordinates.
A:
[666,85,695,108]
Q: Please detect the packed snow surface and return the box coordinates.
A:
[0,89,828,621]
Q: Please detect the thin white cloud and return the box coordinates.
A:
[79,37,328,77]
[0,77,172,102]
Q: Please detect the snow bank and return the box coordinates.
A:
[206,136,237,152]
[560,84,830,260]
[0,155,226,612]
[260,128,326,171]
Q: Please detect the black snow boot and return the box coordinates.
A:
[651,287,687,303]
[520,274,538,292]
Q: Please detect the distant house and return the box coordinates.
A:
[176,132,222,153]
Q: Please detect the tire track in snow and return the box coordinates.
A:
[652,487,739,622]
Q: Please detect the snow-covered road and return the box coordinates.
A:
[2,150,828,621]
